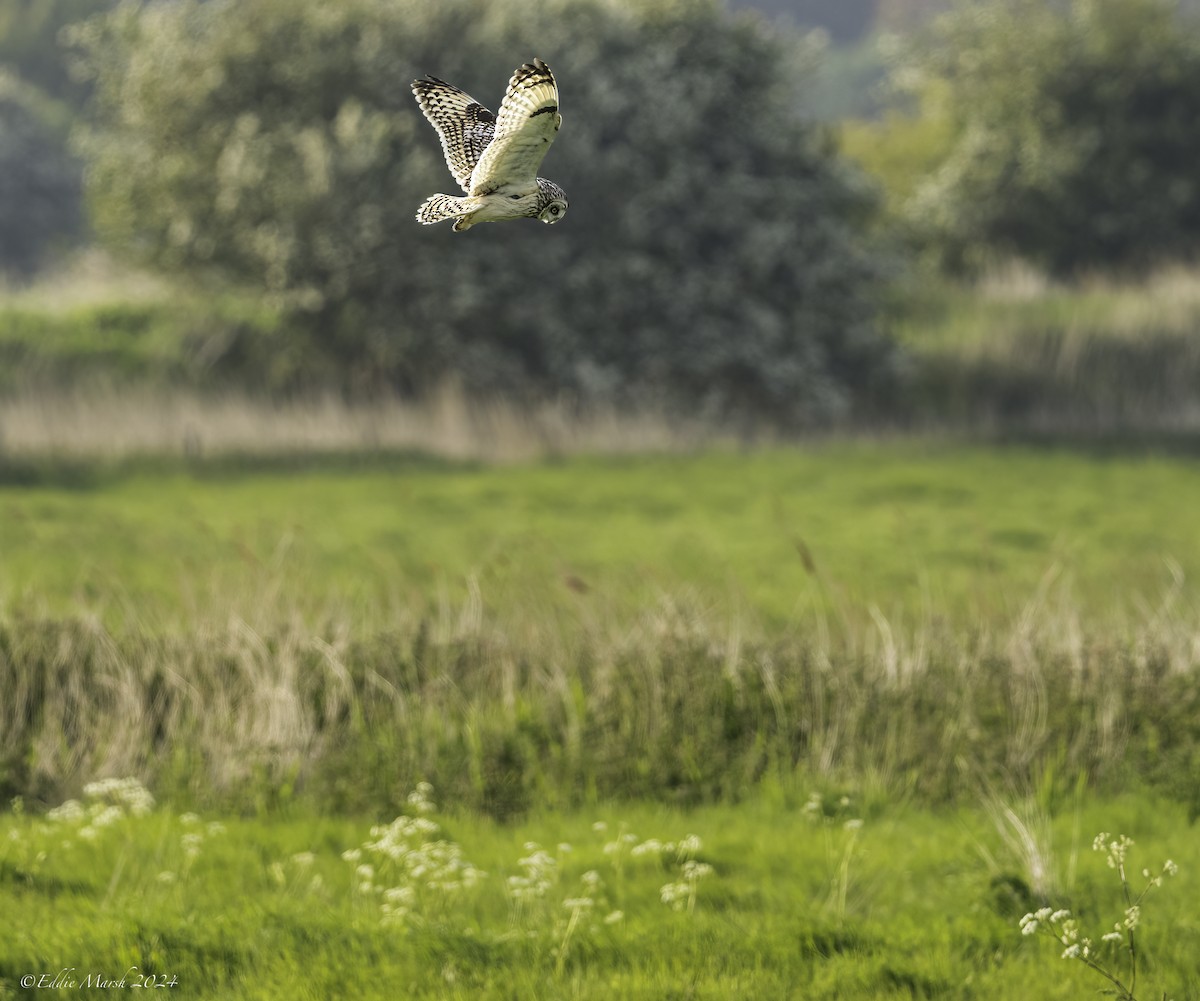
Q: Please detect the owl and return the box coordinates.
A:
[411,58,568,232]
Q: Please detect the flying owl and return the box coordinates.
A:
[411,58,568,232]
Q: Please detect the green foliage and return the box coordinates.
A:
[71,0,896,423]
[0,72,82,278]
[840,110,955,214]
[898,0,1200,275]
[0,0,115,106]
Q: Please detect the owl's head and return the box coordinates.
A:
[535,178,568,224]
[538,198,568,224]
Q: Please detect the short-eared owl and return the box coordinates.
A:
[412,58,567,232]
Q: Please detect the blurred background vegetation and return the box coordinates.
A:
[0,0,1196,438]
[3,0,1200,440]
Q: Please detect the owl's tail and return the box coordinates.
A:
[416,193,475,230]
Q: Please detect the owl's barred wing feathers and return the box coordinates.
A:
[410,58,566,230]
[411,76,496,193]
[468,58,562,196]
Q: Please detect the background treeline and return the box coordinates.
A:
[5,0,1200,429]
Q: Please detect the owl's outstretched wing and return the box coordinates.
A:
[411,76,497,194]
[468,58,561,197]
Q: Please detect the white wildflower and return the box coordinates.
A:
[406,782,435,816]
[660,881,688,910]
[47,800,85,824]
[631,839,664,858]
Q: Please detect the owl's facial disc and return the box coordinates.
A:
[539,198,568,224]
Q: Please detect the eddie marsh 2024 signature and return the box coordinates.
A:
[20,967,179,990]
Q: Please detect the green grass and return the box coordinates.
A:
[2,783,1197,999]
[3,443,1199,627]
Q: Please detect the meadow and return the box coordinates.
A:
[3,267,1200,996]
[1,778,1196,999]
[2,437,1200,996]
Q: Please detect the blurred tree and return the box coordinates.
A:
[873,0,950,31]
[72,0,897,423]
[0,0,116,107]
[898,0,1200,276]
[729,0,879,42]
[0,72,83,278]
[808,35,891,120]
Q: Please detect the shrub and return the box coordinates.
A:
[71,0,897,425]
[0,0,116,107]
[897,0,1200,276]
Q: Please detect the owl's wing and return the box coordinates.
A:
[411,75,497,194]
[468,58,561,197]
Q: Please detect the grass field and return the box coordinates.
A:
[4,266,1200,995]
[4,447,1199,993]
[4,445,1199,812]
[2,779,1197,999]
[4,443,1199,626]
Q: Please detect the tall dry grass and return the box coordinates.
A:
[3,574,1198,818]
[0,385,729,463]
[886,262,1200,434]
